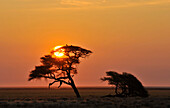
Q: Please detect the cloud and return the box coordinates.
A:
[2,0,170,11]
[55,0,170,9]
[60,0,93,7]
[95,0,170,9]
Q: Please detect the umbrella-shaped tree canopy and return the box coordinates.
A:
[28,45,92,98]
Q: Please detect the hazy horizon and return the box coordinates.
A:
[1,85,170,88]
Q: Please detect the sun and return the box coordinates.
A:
[54,52,64,57]
[52,46,65,58]
[53,46,62,50]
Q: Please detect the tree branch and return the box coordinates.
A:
[49,79,71,88]
[48,76,71,88]
[44,75,68,80]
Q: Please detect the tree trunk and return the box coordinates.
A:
[67,64,81,98]
[69,77,81,98]
[115,84,118,95]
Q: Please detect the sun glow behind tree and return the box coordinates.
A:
[52,46,65,58]
[28,45,92,98]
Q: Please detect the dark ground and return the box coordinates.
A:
[0,87,170,108]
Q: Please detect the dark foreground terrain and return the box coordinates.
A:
[0,87,170,108]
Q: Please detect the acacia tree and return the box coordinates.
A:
[28,45,92,98]
[101,71,148,97]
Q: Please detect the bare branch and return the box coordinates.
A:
[48,79,71,88]
[58,81,62,88]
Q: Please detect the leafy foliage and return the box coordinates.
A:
[101,71,149,97]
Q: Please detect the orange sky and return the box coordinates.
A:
[0,0,170,87]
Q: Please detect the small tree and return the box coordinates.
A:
[101,71,148,97]
[28,45,92,98]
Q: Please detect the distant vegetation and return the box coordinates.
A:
[101,71,149,97]
[28,45,92,98]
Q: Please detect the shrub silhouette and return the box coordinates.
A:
[28,45,92,98]
[101,71,149,97]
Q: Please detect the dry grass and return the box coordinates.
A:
[0,88,170,108]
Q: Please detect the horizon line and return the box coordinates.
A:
[0,86,170,88]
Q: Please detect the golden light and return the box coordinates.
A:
[52,45,65,58]
[53,46,62,50]
[54,52,64,57]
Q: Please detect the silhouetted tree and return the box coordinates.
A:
[101,71,148,97]
[28,45,92,98]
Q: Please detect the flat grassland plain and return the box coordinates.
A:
[0,87,170,108]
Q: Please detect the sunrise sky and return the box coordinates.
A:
[0,0,170,87]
